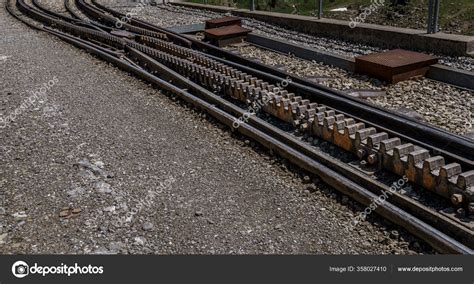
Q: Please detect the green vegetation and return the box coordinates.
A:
[190,0,374,15]
[438,0,474,35]
[186,0,474,35]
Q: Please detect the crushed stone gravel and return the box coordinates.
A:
[0,0,428,254]
[95,0,472,136]
[225,44,473,136]
[105,2,474,72]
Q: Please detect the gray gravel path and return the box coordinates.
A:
[0,1,425,254]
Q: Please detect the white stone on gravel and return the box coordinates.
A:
[95,181,113,194]
[94,160,105,168]
[92,247,111,255]
[142,222,154,231]
[0,233,8,244]
[103,206,116,213]
[134,236,146,246]
[75,159,108,178]
[12,212,27,220]
[109,241,126,253]
[67,186,86,199]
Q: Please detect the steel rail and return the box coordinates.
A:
[118,48,474,254]
[88,0,473,167]
[75,0,474,214]
[31,0,111,32]
[187,40,474,166]
[77,0,474,213]
[64,0,88,20]
[9,0,473,254]
[126,46,474,249]
[10,0,123,57]
[32,0,80,22]
[19,3,474,246]
[76,0,192,47]
[5,0,42,30]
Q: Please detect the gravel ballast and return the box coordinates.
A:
[225,45,473,136]
[108,2,474,72]
[0,1,426,254]
[94,1,472,136]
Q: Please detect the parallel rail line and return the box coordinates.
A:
[78,0,474,210]
[89,0,474,167]
[7,0,473,254]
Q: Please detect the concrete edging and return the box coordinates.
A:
[426,65,474,91]
[247,33,355,72]
[167,22,474,90]
[171,2,474,57]
[246,34,474,90]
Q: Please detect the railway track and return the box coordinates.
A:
[6,0,473,254]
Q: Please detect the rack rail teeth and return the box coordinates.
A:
[24,0,472,211]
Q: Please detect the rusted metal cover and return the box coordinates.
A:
[355,49,438,83]
[205,16,242,29]
[204,25,252,47]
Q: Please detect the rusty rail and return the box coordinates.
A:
[8,0,473,254]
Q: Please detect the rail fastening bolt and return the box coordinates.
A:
[451,193,463,205]
[367,154,378,165]
[356,149,366,159]
[468,202,474,215]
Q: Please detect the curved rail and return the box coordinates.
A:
[90,0,474,167]
[8,0,473,254]
[74,0,474,213]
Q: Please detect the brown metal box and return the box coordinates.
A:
[205,16,242,29]
[204,25,252,47]
[355,49,438,83]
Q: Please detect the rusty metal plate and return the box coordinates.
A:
[205,16,242,29]
[204,25,252,47]
[355,49,438,83]
[204,25,252,39]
